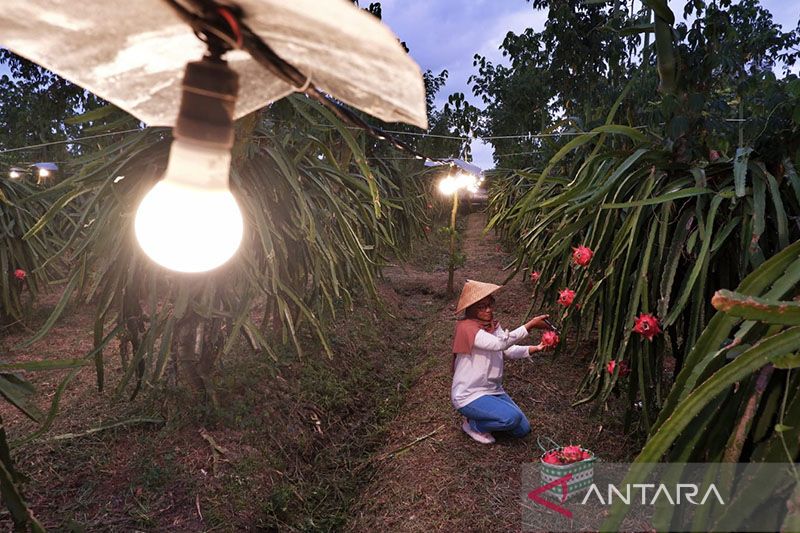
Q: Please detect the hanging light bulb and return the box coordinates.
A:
[135,55,243,273]
[438,175,459,196]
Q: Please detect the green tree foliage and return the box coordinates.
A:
[0,49,108,165]
[440,92,480,159]
[471,0,641,169]
[472,0,800,168]
[420,70,471,159]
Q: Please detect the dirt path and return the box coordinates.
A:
[348,211,635,532]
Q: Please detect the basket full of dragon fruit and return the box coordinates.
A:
[537,436,596,499]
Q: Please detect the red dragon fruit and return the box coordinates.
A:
[607,360,631,377]
[572,245,594,267]
[541,446,593,465]
[557,288,575,307]
[542,452,561,464]
[541,330,560,348]
[633,313,661,341]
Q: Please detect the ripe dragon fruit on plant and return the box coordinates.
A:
[14,269,26,281]
[530,270,541,283]
[572,245,594,267]
[606,359,631,377]
[633,313,661,341]
[541,330,559,348]
[557,288,575,307]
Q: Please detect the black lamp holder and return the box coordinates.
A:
[174,56,238,149]
[166,2,240,149]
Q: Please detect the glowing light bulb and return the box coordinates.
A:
[8,169,21,179]
[135,139,243,273]
[438,176,459,195]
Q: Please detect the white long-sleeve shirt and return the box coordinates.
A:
[451,324,530,409]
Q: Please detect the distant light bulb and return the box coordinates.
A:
[135,140,243,273]
[450,172,478,194]
[38,168,50,178]
[8,170,21,179]
[438,176,459,195]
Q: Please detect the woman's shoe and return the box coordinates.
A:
[461,418,495,444]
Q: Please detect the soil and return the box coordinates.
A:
[0,210,636,531]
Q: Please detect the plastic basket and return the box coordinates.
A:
[537,436,596,500]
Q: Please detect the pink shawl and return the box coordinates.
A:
[451,318,498,373]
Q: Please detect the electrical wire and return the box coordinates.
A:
[0,126,533,159]
[216,6,243,49]
[377,129,646,140]
[0,128,148,155]
[0,115,740,162]
[367,150,543,161]
[259,120,642,143]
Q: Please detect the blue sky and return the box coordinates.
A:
[379,0,800,170]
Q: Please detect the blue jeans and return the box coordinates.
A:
[458,393,531,438]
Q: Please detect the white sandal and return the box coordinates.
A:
[461,418,495,444]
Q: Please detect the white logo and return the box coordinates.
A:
[581,483,725,506]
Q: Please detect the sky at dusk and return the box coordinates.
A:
[379,0,800,170]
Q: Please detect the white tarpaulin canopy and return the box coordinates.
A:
[424,158,483,176]
[0,0,427,129]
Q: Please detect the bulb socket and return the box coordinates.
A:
[174,58,239,148]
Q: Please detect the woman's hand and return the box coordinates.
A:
[528,342,546,355]
[525,314,550,331]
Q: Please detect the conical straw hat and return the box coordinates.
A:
[455,279,502,314]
